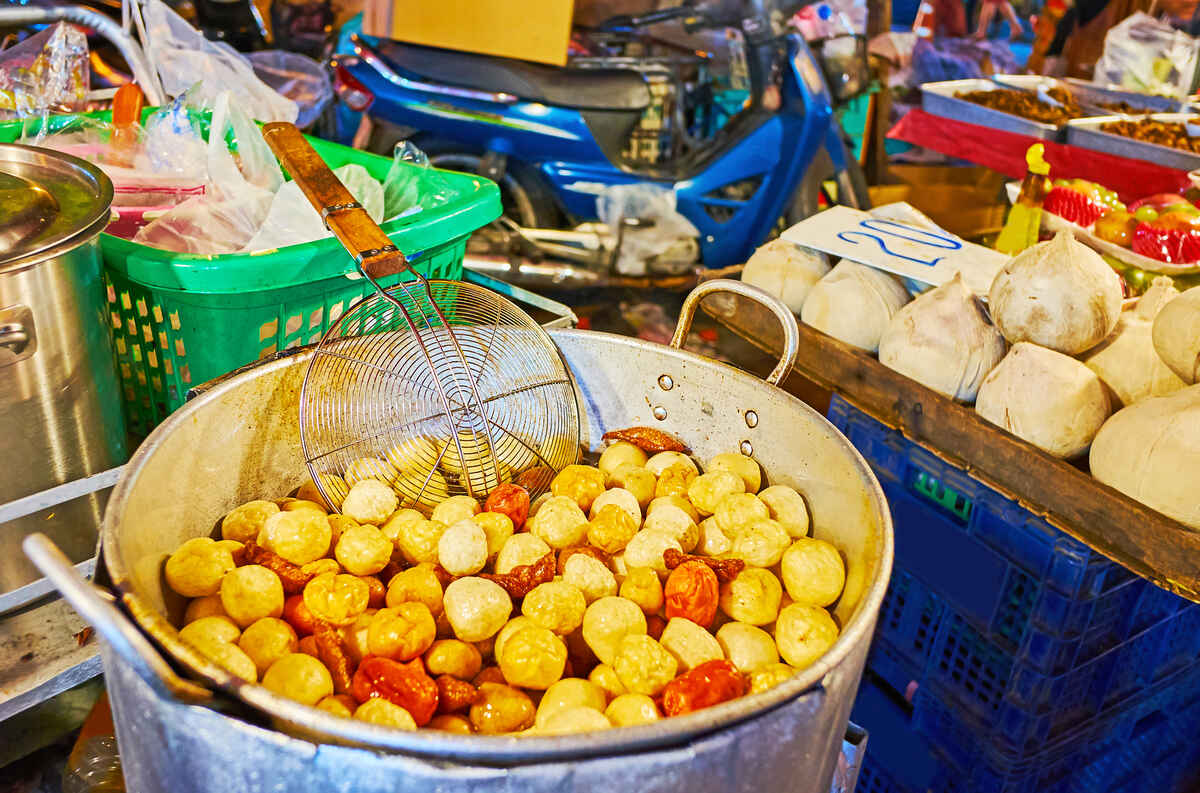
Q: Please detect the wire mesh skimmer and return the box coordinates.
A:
[262,123,580,510]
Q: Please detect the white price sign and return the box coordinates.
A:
[781,206,1009,296]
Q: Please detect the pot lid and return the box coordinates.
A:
[0,143,113,273]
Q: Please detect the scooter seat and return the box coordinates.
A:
[374,39,652,111]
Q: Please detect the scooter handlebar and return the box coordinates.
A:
[597,5,699,30]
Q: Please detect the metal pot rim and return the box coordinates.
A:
[103,329,894,762]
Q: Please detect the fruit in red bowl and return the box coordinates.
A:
[1128,193,1194,213]
[1132,211,1200,263]
[1094,209,1138,248]
[1044,179,1124,227]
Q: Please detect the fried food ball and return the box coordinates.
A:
[429,714,474,734]
[581,596,648,666]
[340,611,374,663]
[341,479,398,526]
[551,465,607,512]
[534,678,608,728]
[385,563,444,616]
[166,537,238,598]
[598,441,649,476]
[443,577,513,642]
[757,486,810,539]
[648,494,701,524]
[302,559,342,581]
[470,682,536,734]
[316,694,356,718]
[386,436,438,475]
[498,625,567,689]
[622,530,682,577]
[354,698,418,730]
[184,595,228,624]
[729,519,791,568]
[220,564,285,627]
[587,504,639,555]
[221,500,280,543]
[589,488,642,525]
[179,615,240,653]
[715,622,779,674]
[345,457,399,486]
[718,568,783,626]
[659,617,724,672]
[619,567,664,615]
[588,663,627,701]
[437,519,489,576]
[393,518,448,566]
[380,508,421,545]
[537,706,611,734]
[333,524,392,576]
[654,462,698,499]
[712,493,770,537]
[367,603,437,661]
[395,470,451,510]
[612,634,678,696]
[529,495,588,550]
[522,581,587,635]
[424,639,483,680]
[297,474,347,512]
[238,617,299,676]
[749,662,798,694]
[775,604,839,670]
[473,512,514,561]
[493,616,538,663]
[696,518,732,557]
[527,492,552,520]
[325,514,357,546]
[302,572,369,627]
[563,553,618,604]
[708,452,762,494]
[277,498,328,516]
[205,642,258,681]
[780,538,846,607]
[431,495,481,527]
[494,533,552,575]
[645,452,698,478]
[606,465,657,510]
[687,471,746,517]
[258,510,333,567]
[605,693,661,726]
[642,504,699,553]
[436,431,492,477]
[262,653,334,706]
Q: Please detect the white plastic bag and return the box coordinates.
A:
[242,164,384,252]
[382,141,455,220]
[1093,13,1200,100]
[595,184,700,276]
[143,97,208,182]
[247,51,333,130]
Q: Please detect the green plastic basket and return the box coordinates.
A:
[2,112,501,435]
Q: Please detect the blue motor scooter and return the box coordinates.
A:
[332,0,868,270]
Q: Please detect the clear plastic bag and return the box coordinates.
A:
[595,183,700,276]
[1094,13,1200,100]
[247,50,333,130]
[0,22,89,122]
[382,141,455,220]
[143,96,208,182]
[242,163,384,252]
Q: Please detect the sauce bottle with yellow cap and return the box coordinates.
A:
[995,144,1050,255]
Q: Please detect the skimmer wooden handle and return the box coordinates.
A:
[261,122,410,280]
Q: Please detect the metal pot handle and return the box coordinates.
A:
[23,533,211,704]
[671,278,800,386]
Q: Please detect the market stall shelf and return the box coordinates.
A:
[920,77,1065,141]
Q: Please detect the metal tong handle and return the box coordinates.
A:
[22,533,211,704]
[671,278,799,386]
[261,122,412,282]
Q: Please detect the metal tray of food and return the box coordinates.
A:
[1066,113,1200,172]
[920,76,1066,140]
[1062,78,1186,115]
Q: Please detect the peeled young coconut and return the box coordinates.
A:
[976,342,1112,458]
[800,261,910,353]
[1152,285,1200,384]
[988,231,1123,355]
[878,273,1007,402]
[1082,277,1186,407]
[1090,385,1200,529]
[740,239,831,314]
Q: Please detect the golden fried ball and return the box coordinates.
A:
[708,452,762,494]
[238,617,299,676]
[345,457,398,487]
[642,504,699,553]
[339,611,375,663]
[301,559,341,579]
[205,642,258,682]
[470,682,536,734]
[718,568,783,626]
[622,530,682,578]
[654,462,698,499]
[780,538,846,607]
[400,519,450,566]
[775,604,839,670]
[696,518,732,557]
[297,474,347,512]
[259,509,333,566]
[730,519,791,568]
[354,698,418,729]
[443,577,513,642]
[302,572,369,627]
[498,625,567,690]
[648,494,701,524]
[494,533,552,575]
[381,507,422,544]
[645,452,698,478]
[385,563,444,616]
[606,466,657,510]
[431,495,481,527]
[605,693,660,727]
[333,524,392,576]
[493,616,538,663]
[712,493,770,537]
[179,615,240,653]
[598,442,649,476]
[537,706,611,734]
[220,564,284,628]
[386,436,438,475]
[619,567,664,615]
[316,694,357,718]
[551,465,607,512]
[473,512,514,561]
[528,492,553,520]
[529,495,589,550]
[221,500,280,543]
[262,653,334,706]
[367,603,437,661]
[278,498,328,516]
[184,595,229,624]
[436,432,492,477]
[523,581,587,635]
[587,504,640,555]
[326,514,358,546]
[687,471,746,517]
[612,635,678,696]
[166,537,238,598]
[659,617,724,671]
[424,639,483,680]
[589,488,642,524]
[588,663,627,702]
[749,662,798,694]
[341,479,398,526]
[757,486,810,539]
[437,519,489,576]
[715,622,779,674]
[581,596,648,666]
[535,678,608,728]
[429,714,474,734]
[562,553,618,604]
[396,470,451,510]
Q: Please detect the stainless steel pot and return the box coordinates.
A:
[27,281,892,793]
[1,143,126,606]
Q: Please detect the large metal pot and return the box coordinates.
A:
[28,282,892,793]
[1,144,126,605]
